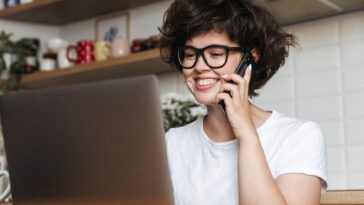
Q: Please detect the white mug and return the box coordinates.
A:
[0,170,10,202]
[57,48,74,69]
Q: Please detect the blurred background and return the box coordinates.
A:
[0,0,364,196]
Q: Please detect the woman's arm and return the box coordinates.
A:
[217,67,322,205]
[238,133,321,205]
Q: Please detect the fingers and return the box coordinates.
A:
[222,65,252,98]
[216,92,233,111]
[220,83,240,105]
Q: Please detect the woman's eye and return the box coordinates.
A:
[209,52,224,58]
[185,53,196,59]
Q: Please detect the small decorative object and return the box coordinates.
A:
[40,53,57,72]
[111,38,130,57]
[161,92,207,132]
[66,40,95,64]
[131,34,160,53]
[46,38,68,53]
[103,26,119,42]
[94,40,110,61]
[95,11,130,42]
[130,38,142,53]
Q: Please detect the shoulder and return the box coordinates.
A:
[262,111,326,157]
[280,112,324,147]
[269,111,324,141]
[272,113,327,189]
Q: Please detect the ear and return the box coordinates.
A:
[251,48,260,63]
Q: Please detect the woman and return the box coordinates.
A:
[159,0,327,204]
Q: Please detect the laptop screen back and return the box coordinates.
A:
[0,75,173,205]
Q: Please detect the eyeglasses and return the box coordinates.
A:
[177,45,247,69]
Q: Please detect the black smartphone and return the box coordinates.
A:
[219,51,256,113]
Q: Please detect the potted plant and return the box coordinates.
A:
[0,30,35,93]
[161,93,207,132]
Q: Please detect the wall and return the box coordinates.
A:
[59,1,171,44]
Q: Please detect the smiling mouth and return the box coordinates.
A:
[197,78,218,86]
[195,78,219,90]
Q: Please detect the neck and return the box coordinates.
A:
[203,103,272,143]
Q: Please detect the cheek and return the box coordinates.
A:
[222,54,242,73]
[182,69,194,80]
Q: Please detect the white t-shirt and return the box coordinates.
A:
[165,110,327,205]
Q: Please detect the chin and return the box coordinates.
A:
[193,93,218,106]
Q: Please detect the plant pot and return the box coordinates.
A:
[0,53,15,80]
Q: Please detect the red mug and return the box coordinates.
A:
[66,40,95,64]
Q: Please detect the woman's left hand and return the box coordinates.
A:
[216,65,257,140]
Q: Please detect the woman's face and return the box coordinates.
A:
[182,30,243,105]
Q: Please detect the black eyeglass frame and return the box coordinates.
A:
[177,44,248,69]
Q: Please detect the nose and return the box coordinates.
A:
[194,55,211,72]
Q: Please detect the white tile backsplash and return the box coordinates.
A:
[292,19,339,49]
[276,54,294,77]
[342,40,364,67]
[320,121,345,146]
[343,66,364,92]
[345,119,364,146]
[296,70,341,98]
[327,173,348,190]
[344,92,364,119]
[254,76,294,103]
[296,96,342,121]
[348,173,364,189]
[327,147,346,173]
[347,147,364,172]
[295,45,340,73]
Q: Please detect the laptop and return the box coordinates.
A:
[0,75,173,205]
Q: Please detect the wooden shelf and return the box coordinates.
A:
[20,49,174,89]
[0,0,164,25]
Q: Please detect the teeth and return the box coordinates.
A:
[197,79,217,86]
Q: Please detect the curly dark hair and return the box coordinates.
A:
[159,0,297,97]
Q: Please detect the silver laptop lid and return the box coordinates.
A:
[0,75,173,205]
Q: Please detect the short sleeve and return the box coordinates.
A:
[276,122,328,192]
